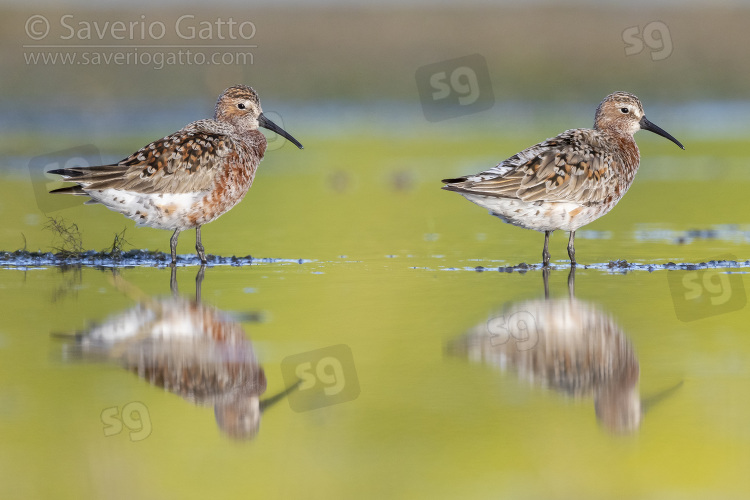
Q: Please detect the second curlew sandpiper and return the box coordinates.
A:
[442,92,684,266]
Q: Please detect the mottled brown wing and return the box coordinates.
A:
[443,134,617,206]
[51,129,235,195]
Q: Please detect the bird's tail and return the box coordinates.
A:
[49,185,88,196]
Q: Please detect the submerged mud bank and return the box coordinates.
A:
[449,259,750,274]
[0,250,313,269]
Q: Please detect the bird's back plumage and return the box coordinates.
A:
[442,128,636,208]
[49,120,263,196]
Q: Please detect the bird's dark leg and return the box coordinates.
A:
[170,229,181,264]
[195,226,207,264]
[542,231,551,267]
[567,230,576,267]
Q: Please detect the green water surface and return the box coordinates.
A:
[0,131,748,499]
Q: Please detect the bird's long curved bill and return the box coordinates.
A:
[640,116,685,150]
[258,113,304,149]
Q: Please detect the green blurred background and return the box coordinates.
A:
[3,2,750,102]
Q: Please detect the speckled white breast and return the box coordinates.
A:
[461,193,611,232]
[87,189,207,230]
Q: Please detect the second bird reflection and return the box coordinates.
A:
[447,269,681,434]
[58,267,297,441]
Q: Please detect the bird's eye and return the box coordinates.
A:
[620,107,629,114]
[237,103,246,110]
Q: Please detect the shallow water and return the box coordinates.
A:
[1,130,749,499]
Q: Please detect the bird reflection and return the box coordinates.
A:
[447,268,681,434]
[56,266,296,441]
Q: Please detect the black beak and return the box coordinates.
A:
[639,116,684,150]
[258,113,304,150]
